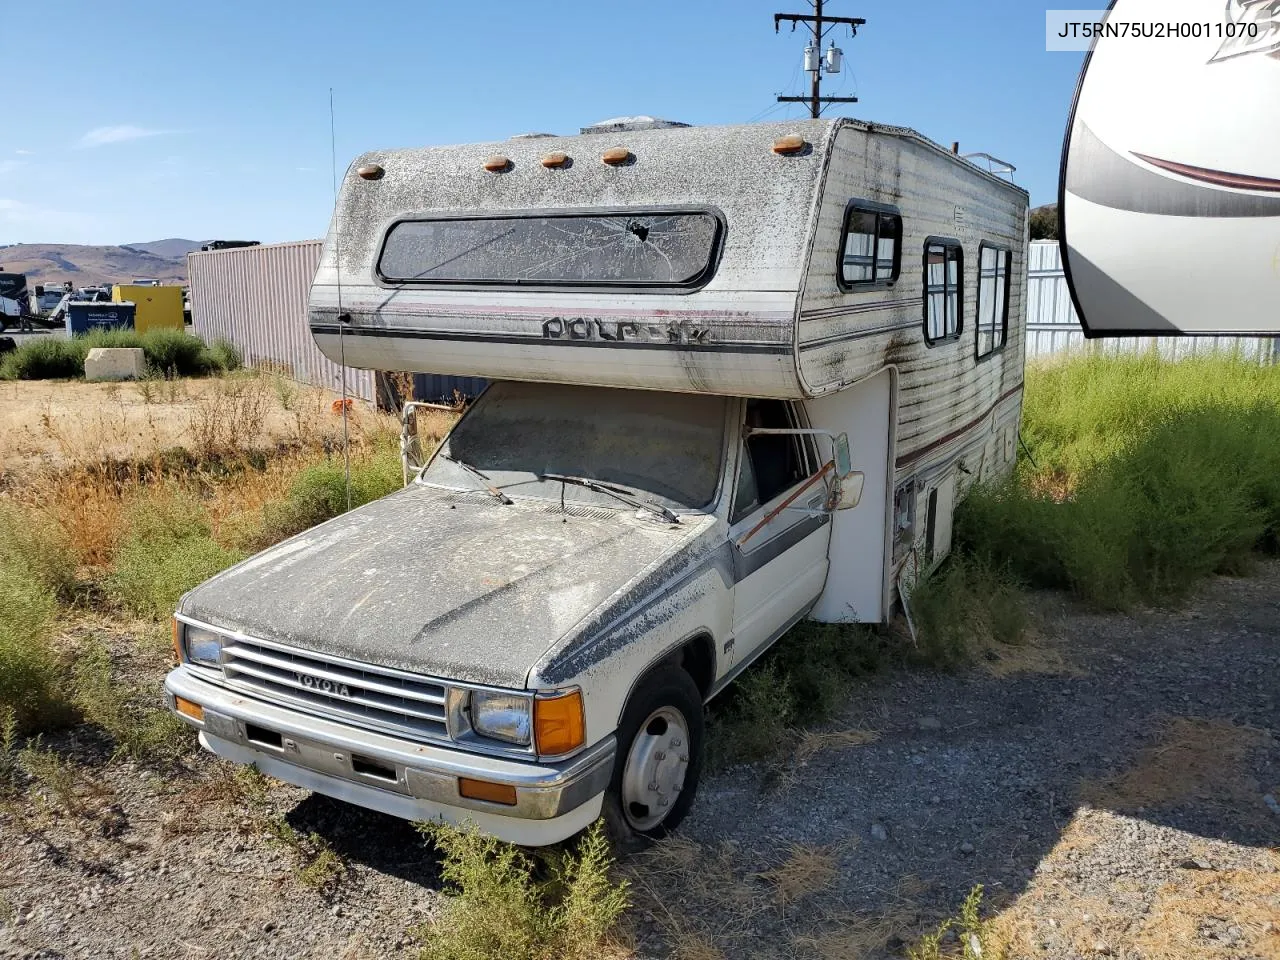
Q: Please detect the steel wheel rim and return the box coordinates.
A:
[620,705,691,831]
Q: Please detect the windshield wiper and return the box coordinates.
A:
[539,473,679,524]
[440,454,513,504]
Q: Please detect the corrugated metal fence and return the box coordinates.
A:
[188,241,377,403]
[1027,240,1280,363]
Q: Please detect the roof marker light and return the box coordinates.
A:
[483,155,512,172]
[540,151,570,169]
[602,147,632,166]
[356,163,384,180]
[772,135,807,156]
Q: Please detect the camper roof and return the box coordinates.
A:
[309,117,1025,397]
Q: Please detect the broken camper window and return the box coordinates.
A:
[838,203,901,288]
[923,239,963,344]
[378,211,723,288]
[976,243,1010,358]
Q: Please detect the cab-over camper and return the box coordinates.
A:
[166,117,1028,846]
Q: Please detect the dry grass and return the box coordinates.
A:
[793,728,880,767]
[1081,716,1271,819]
[752,843,842,905]
[0,374,400,479]
[1132,855,1280,959]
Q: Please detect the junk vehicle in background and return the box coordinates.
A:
[165,116,1028,846]
[0,273,31,331]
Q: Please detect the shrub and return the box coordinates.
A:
[71,637,188,764]
[707,620,886,769]
[905,555,1029,668]
[109,491,245,619]
[415,819,630,960]
[0,328,233,380]
[961,399,1280,608]
[206,338,242,373]
[0,567,72,735]
[0,337,82,379]
[256,446,403,546]
[0,507,77,734]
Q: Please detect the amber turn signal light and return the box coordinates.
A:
[602,147,632,166]
[356,162,384,180]
[174,697,204,722]
[540,151,570,169]
[458,777,518,806]
[171,618,182,663]
[483,155,511,172]
[772,135,807,155]
[534,689,585,756]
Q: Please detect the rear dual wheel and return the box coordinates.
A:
[604,665,704,849]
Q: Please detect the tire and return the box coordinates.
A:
[604,664,704,850]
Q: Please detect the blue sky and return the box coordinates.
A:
[2,1,1083,246]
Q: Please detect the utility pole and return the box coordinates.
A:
[774,0,865,118]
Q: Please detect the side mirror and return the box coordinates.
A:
[831,471,865,510]
[833,433,852,478]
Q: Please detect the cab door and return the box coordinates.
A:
[727,399,833,666]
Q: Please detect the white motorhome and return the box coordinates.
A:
[165,117,1028,846]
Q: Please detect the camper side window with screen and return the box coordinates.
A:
[976,244,1010,358]
[923,240,963,344]
[838,204,901,288]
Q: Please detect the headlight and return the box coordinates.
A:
[470,690,532,746]
[183,625,223,667]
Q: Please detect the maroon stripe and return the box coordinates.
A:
[1132,152,1280,193]
[895,384,1024,470]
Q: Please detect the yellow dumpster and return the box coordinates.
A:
[112,285,184,334]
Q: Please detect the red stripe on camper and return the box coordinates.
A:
[1132,153,1280,193]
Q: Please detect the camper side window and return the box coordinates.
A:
[976,244,1010,358]
[923,239,963,345]
[838,203,902,289]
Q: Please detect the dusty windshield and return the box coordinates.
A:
[418,382,727,511]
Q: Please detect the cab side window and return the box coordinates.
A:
[738,400,820,511]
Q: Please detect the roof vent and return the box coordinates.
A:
[579,116,690,135]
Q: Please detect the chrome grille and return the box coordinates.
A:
[221,638,450,741]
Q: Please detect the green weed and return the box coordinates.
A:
[415,819,630,960]
[71,637,187,764]
[908,885,992,960]
[264,816,346,893]
[108,492,245,619]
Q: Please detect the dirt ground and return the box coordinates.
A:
[1,561,1275,959]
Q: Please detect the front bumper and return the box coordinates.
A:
[165,667,614,846]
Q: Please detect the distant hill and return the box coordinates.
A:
[0,242,192,287]
[122,238,204,259]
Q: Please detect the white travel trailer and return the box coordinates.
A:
[165,117,1028,846]
[1061,0,1280,336]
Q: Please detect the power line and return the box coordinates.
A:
[773,0,865,118]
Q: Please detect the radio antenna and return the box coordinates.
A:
[329,87,352,513]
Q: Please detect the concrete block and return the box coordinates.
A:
[84,347,146,381]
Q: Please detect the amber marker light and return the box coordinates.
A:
[540,151,570,169]
[171,618,182,663]
[483,155,511,172]
[772,135,807,155]
[458,777,518,806]
[356,162,384,180]
[534,689,585,756]
[602,147,632,166]
[174,697,204,722]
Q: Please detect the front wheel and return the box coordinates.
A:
[604,665,704,849]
